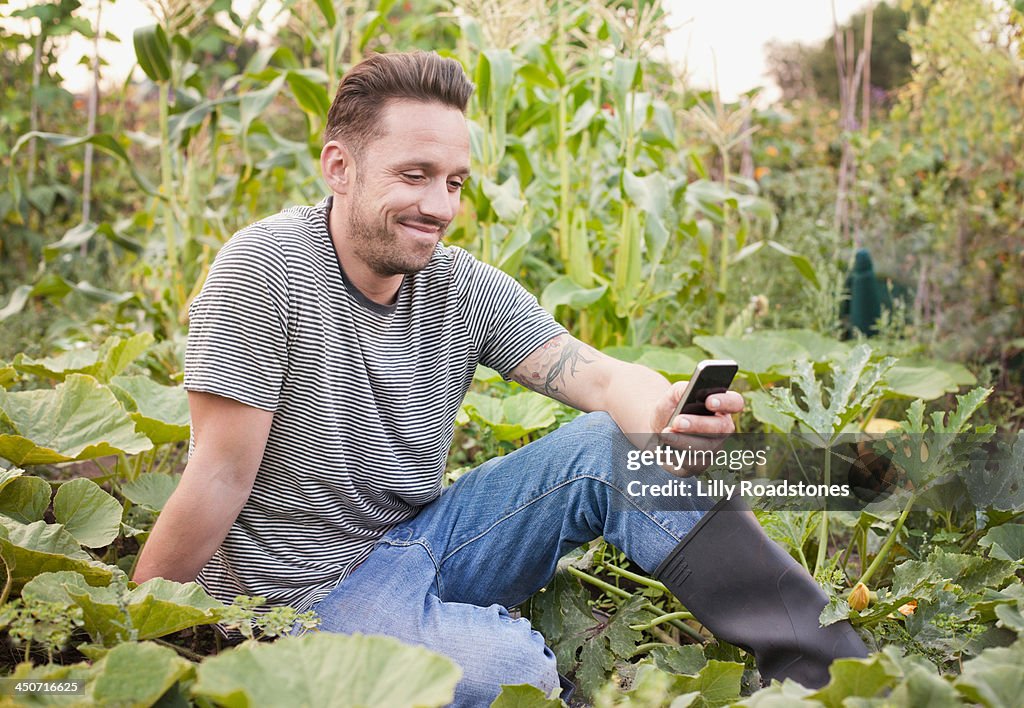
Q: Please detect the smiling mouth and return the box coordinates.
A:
[398,219,446,235]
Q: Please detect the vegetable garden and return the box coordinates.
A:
[1,0,1023,705]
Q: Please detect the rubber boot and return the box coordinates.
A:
[654,495,868,688]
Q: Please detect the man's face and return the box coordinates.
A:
[345,99,471,277]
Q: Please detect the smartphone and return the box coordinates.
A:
[668,359,739,422]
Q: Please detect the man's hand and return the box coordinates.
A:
[649,382,745,476]
[653,381,745,437]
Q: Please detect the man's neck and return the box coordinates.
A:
[328,200,404,306]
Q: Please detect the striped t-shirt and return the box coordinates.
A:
[183,197,565,613]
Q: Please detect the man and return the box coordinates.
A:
[134,51,865,704]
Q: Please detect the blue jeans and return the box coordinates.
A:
[312,412,709,706]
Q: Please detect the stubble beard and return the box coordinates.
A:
[346,197,446,278]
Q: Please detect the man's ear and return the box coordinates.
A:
[321,140,356,195]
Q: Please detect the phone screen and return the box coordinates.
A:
[676,362,738,417]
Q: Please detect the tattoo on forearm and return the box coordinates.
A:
[512,337,595,403]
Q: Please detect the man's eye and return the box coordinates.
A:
[402,173,426,182]
[448,180,464,191]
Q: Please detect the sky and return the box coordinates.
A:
[6,0,871,100]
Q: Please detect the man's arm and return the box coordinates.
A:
[509,334,743,443]
[132,392,273,584]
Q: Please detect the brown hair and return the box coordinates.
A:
[323,51,474,151]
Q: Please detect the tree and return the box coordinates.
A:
[765,2,913,104]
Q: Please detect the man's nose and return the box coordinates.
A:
[418,180,458,222]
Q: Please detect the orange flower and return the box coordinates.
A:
[849,582,870,611]
[754,166,771,180]
[898,600,917,616]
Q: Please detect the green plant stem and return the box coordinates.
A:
[600,562,668,594]
[567,566,631,600]
[0,558,12,606]
[858,493,916,587]
[839,523,859,577]
[814,446,833,576]
[555,1,570,265]
[154,637,205,662]
[564,568,704,643]
[152,443,176,475]
[646,625,680,647]
[631,642,672,656]
[157,78,181,314]
[713,149,732,335]
[795,543,810,572]
[629,611,695,631]
[859,398,884,431]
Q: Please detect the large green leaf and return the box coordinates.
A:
[0,466,25,494]
[659,660,745,708]
[0,275,138,324]
[875,387,992,490]
[526,567,651,700]
[0,520,116,589]
[133,23,171,82]
[23,571,125,645]
[602,346,704,382]
[482,175,526,223]
[733,679,818,706]
[694,334,810,379]
[650,644,708,676]
[574,597,652,700]
[0,363,18,388]
[193,633,461,707]
[23,571,225,646]
[540,276,607,313]
[92,641,194,708]
[526,568,594,677]
[954,637,1024,708]
[285,69,330,119]
[240,74,286,136]
[53,478,123,548]
[111,375,190,445]
[0,374,152,465]
[762,329,849,363]
[120,472,180,511]
[768,345,895,444]
[0,473,52,523]
[623,170,669,217]
[128,577,226,639]
[462,392,558,442]
[490,684,562,707]
[963,430,1024,513]
[894,548,1017,596]
[979,524,1024,562]
[14,333,153,382]
[885,365,959,400]
[12,348,100,380]
[807,655,895,706]
[745,390,794,434]
[44,220,144,259]
[898,357,977,387]
[11,131,159,197]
